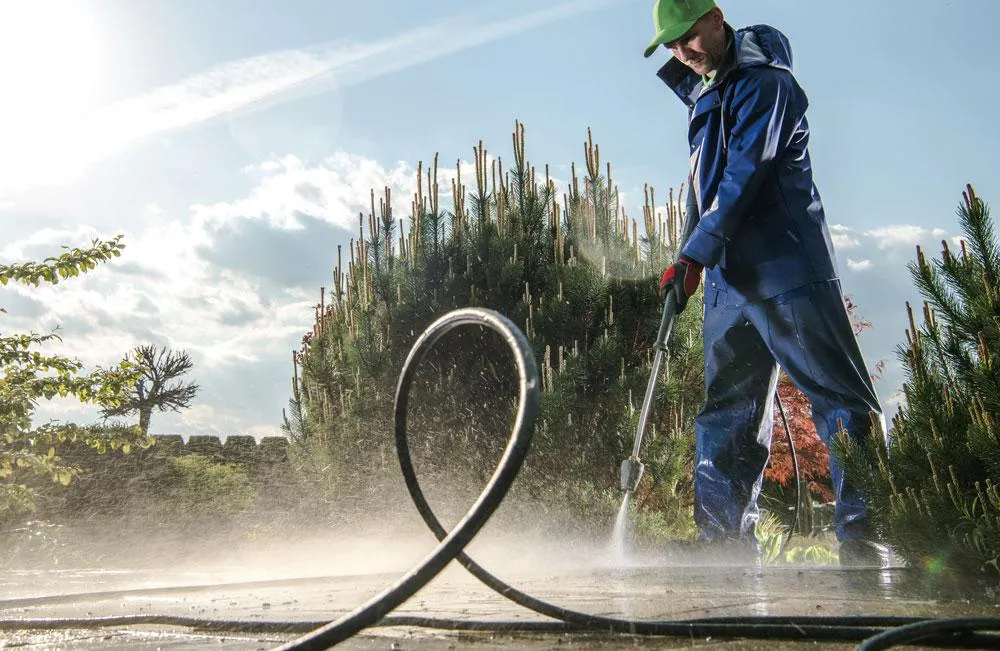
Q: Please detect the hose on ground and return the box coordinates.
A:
[4,614,1000,649]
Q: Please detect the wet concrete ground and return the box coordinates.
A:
[2,540,998,650]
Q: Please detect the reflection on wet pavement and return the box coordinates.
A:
[2,549,997,649]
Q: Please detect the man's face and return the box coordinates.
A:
[665,8,727,77]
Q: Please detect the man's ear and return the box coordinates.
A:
[708,7,725,27]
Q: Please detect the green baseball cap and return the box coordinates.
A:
[643,0,718,58]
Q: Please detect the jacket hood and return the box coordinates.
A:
[657,23,794,107]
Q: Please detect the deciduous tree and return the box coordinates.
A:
[0,236,146,515]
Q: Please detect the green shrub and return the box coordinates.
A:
[158,454,255,518]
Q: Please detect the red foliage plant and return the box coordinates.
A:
[765,295,883,502]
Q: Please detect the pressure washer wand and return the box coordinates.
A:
[619,287,681,494]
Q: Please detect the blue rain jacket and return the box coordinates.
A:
[657,23,839,306]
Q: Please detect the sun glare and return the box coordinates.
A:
[0,1,105,193]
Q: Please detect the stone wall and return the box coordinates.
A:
[55,434,291,468]
[146,434,290,464]
[47,434,295,522]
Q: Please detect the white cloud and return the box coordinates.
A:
[0,0,616,199]
[180,404,248,437]
[847,258,872,271]
[194,153,418,232]
[191,149,516,244]
[864,225,949,250]
[0,225,102,261]
[884,390,907,414]
[832,233,861,249]
[12,151,443,438]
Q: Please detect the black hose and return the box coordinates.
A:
[774,390,800,557]
[5,614,1000,649]
[0,614,922,634]
[855,617,1000,651]
[273,308,540,650]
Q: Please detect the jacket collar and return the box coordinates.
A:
[656,23,791,108]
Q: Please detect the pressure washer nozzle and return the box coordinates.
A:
[620,457,644,493]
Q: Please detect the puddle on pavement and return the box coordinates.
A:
[2,568,997,647]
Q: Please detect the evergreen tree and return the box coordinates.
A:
[835,185,1000,582]
[284,123,705,536]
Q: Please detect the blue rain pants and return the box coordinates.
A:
[695,279,885,543]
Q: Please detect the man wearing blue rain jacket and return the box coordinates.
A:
[644,0,890,566]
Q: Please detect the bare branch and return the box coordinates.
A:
[100,344,200,434]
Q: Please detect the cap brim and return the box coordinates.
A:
[642,19,699,58]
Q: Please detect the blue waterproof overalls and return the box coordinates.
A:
[656,23,886,543]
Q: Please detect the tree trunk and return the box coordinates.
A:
[139,407,152,436]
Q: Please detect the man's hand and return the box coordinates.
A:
[659,256,703,312]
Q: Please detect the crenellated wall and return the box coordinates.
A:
[145,434,290,464]
[56,434,291,471]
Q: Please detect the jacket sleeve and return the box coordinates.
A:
[681,68,805,268]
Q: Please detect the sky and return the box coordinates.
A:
[1,0,998,439]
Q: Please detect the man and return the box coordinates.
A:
[644,0,889,566]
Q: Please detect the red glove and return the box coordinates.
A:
[659,256,703,312]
